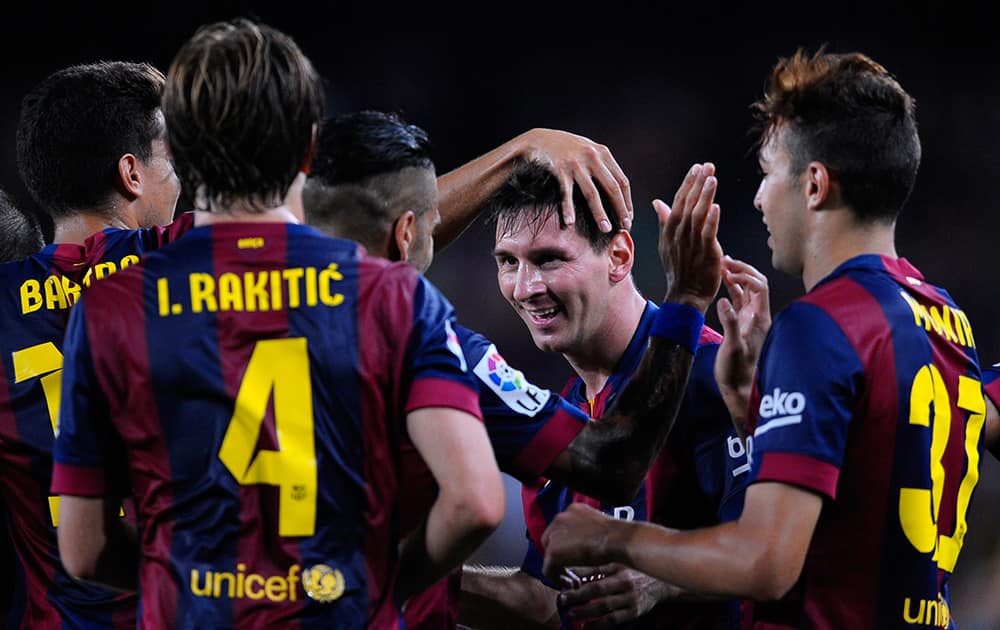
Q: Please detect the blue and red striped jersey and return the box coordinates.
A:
[744,255,984,630]
[52,222,482,629]
[521,301,748,630]
[0,215,192,629]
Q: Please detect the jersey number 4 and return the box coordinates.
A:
[219,337,317,537]
[899,366,985,573]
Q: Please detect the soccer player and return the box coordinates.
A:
[52,18,504,628]
[0,60,185,629]
[464,159,760,629]
[301,110,731,628]
[0,187,44,627]
[0,34,638,630]
[541,48,986,629]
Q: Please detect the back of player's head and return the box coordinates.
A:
[751,48,920,223]
[163,18,324,213]
[0,189,44,262]
[486,159,617,251]
[303,110,436,249]
[16,61,165,219]
[309,110,434,185]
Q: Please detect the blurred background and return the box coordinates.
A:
[2,2,998,624]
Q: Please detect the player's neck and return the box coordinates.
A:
[53,212,138,245]
[193,204,301,226]
[802,215,897,292]
[563,288,647,400]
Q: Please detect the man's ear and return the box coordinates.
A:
[389,210,417,263]
[805,161,834,211]
[117,153,142,200]
[607,229,635,283]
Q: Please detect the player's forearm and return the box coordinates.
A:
[435,134,529,252]
[557,336,694,504]
[611,518,794,601]
[460,566,560,629]
[396,492,501,600]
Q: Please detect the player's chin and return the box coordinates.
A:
[530,330,563,354]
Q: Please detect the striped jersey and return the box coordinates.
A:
[522,301,748,629]
[51,222,481,629]
[744,255,984,629]
[0,215,192,629]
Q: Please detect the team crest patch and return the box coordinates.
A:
[473,344,551,417]
[303,563,345,603]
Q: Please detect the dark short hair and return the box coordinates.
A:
[303,110,436,248]
[486,159,617,251]
[308,110,433,186]
[163,18,325,212]
[751,48,921,223]
[0,189,44,262]
[16,61,165,218]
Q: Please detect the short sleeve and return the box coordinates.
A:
[458,326,587,483]
[748,302,864,500]
[51,298,115,497]
[402,277,481,420]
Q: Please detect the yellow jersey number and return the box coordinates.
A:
[218,337,317,537]
[13,342,66,525]
[899,366,985,572]
[13,342,127,526]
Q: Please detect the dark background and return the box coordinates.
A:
[2,2,998,624]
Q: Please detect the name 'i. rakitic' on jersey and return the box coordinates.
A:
[156,264,346,316]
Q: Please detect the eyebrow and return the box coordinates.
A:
[493,245,567,260]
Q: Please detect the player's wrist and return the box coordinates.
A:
[611,520,642,566]
[650,302,704,354]
[714,379,751,438]
[664,290,712,314]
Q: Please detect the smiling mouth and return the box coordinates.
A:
[524,305,562,325]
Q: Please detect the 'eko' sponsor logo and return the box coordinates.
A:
[756,387,806,437]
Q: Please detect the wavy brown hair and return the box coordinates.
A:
[163,18,324,213]
[751,48,920,223]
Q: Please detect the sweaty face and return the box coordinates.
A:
[494,211,613,354]
[755,129,807,276]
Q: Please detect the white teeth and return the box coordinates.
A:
[529,307,559,318]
